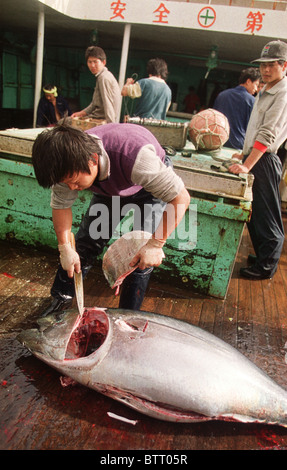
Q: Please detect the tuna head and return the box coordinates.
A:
[17,307,109,362]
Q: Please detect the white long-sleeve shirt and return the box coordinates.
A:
[243,77,287,155]
[84,67,121,123]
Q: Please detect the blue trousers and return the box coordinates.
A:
[244,152,284,277]
[50,188,167,310]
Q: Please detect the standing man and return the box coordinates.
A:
[72,46,121,123]
[213,68,260,149]
[36,84,71,127]
[32,122,190,316]
[121,58,172,120]
[229,40,287,280]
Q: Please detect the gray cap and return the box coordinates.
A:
[252,40,287,63]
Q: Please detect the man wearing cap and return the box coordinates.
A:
[229,40,287,280]
[36,84,72,127]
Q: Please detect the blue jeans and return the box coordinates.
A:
[50,186,167,310]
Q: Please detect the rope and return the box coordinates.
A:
[189,109,229,150]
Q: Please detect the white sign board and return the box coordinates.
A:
[38,0,287,39]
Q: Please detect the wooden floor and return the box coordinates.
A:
[0,217,287,451]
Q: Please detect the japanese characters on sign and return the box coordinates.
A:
[109,0,266,34]
[39,0,285,39]
[244,11,265,33]
[110,0,126,20]
[152,3,170,23]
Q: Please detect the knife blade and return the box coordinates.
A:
[70,232,84,316]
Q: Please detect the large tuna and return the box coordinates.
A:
[17,307,287,426]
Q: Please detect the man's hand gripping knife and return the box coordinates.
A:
[58,240,81,278]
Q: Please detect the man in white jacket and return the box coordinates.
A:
[72,46,121,123]
[229,40,287,280]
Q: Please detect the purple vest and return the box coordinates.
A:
[86,123,165,197]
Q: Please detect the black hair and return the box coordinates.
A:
[146,58,169,80]
[239,67,261,84]
[32,123,102,188]
[43,84,55,91]
[85,46,106,62]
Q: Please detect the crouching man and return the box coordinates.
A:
[32,122,190,315]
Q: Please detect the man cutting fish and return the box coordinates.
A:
[32,122,190,316]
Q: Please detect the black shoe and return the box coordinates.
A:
[240,266,272,280]
[40,296,73,317]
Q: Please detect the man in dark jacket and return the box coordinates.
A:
[213,68,260,150]
[36,84,71,127]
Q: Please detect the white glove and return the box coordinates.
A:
[58,242,81,278]
[130,238,165,271]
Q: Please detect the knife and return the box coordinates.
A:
[70,232,84,317]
